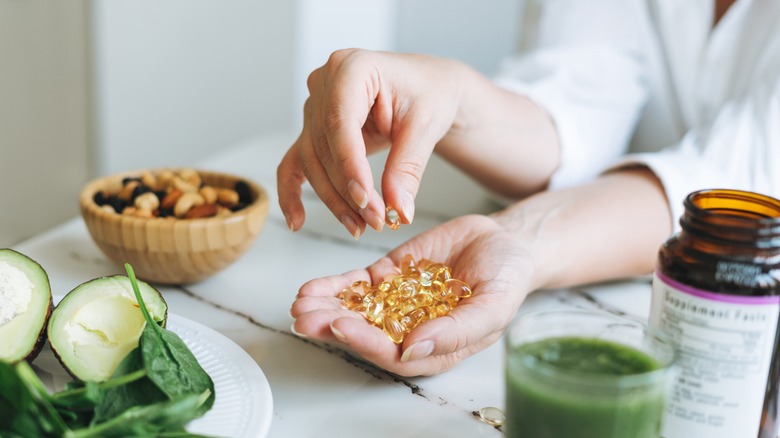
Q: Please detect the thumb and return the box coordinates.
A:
[382,122,439,225]
[399,298,509,363]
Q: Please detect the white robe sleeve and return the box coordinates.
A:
[612,78,780,230]
[493,0,650,189]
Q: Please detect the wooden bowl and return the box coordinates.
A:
[80,169,269,285]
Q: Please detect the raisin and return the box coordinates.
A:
[131,184,152,201]
[154,190,167,202]
[109,197,127,214]
[93,191,109,206]
[235,181,252,204]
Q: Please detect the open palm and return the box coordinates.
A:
[290,214,534,376]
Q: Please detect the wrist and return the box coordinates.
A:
[491,200,559,292]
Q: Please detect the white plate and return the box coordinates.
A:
[33,313,273,438]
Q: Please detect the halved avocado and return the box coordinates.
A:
[0,249,53,363]
[47,275,167,382]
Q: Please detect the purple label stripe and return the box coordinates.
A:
[656,271,780,305]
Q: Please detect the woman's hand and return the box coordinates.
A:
[288,169,673,376]
[289,214,535,376]
[277,49,466,238]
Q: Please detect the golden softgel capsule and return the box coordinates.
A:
[338,254,472,344]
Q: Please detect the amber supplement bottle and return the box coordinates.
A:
[651,189,780,438]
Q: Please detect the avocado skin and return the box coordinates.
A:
[23,298,52,363]
[0,248,53,364]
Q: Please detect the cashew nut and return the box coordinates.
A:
[172,176,198,193]
[178,169,202,188]
[216,188,239,207]
[134,192,160,212]
[174,192,205,218]
[199,186,218,204]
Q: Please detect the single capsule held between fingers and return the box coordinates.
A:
[386,207,401,230]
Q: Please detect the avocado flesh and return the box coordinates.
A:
[48,275,167,382]
[0,249,52,363]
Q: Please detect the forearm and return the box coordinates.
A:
[435,62,560,199]
[494,167,672,291]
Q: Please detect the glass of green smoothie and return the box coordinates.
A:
[503,308,675,438]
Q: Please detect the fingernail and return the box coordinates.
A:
[290,322,308,338]
[400,191,415,223]
[330,322,349,344]
[400,340,434,362]
[360,207,384,232]
[340,215,361,239]
[284,214,295,232]
[348,179,369,209]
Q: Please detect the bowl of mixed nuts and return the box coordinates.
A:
[79,168,269,284]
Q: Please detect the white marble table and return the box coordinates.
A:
[12,134,655,438]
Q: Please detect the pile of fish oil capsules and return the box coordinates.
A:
[339,254,472,344]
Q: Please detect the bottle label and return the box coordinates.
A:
[650,271,779,438]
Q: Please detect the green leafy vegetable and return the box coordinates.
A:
[0,360,67,437]
[92,347,167,423]
[68,390,211,438]
[125,263,215,417]
[0,263,219,437]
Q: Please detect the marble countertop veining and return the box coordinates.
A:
[12,134,655,438]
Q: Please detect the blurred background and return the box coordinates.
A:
[0,0,521,246]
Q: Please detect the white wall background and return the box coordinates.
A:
[0,1,91,246]
[1,0,522,246]
[91,0,298,175]
[93,0,521,175]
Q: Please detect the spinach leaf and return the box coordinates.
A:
[66,390,211,438]
[92,347,166,424]
[0,360,68,437]
[125,264,216,417]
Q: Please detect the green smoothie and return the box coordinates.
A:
[504,336,666,438]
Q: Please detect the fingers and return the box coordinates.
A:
[276,141,307,232]
[318,56,386,231]
[380,114,440,225]
[282,51,386,236]
[279,50,460,236]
